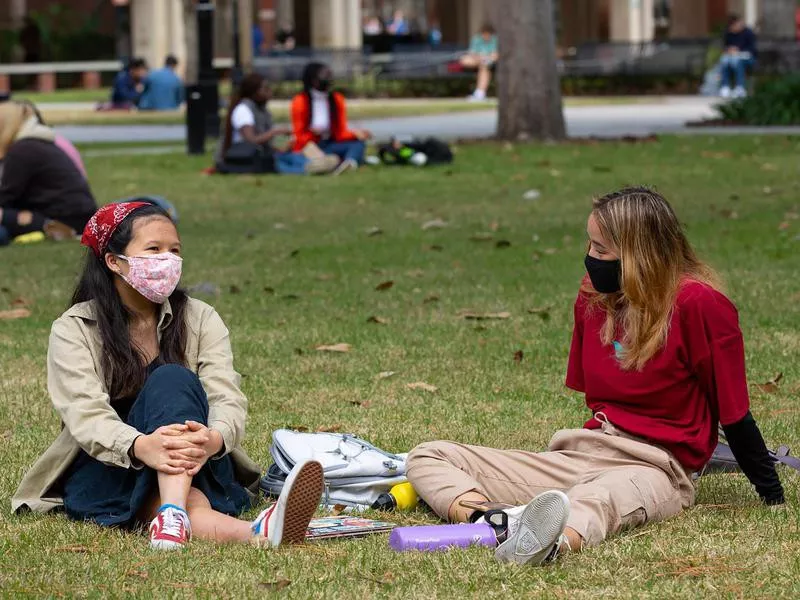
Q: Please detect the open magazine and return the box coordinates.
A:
[306,516,396,540]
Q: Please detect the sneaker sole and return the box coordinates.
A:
[149,538,186,551]
[278,460,324,545]
[494,490,570,566]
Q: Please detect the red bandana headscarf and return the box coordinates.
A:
[81,202,149,257]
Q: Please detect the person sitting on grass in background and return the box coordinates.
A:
[290,62,372,174]
[0,101,96,246]
[407,186,784,567]
[460,24,498,102]
[109,57,148,110]
[217,72,339,175]
[719,13,757,99]
[18,99,88,180]
[138,55,184,111]
[12,201,325,550]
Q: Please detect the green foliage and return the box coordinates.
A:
[717,75,800,124]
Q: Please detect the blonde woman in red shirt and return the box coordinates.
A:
[407,187,784,566]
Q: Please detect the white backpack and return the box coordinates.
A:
[259,429,409,508]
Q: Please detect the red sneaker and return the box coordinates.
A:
[149,504,191,551]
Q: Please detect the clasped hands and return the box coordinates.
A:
[133,421,224,476]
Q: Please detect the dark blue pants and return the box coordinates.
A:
[318,139,366,164]
[62,365,251,527]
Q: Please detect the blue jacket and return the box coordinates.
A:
[111,70,140,105]
[138,68,184,111]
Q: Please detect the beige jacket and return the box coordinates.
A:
[12,297,261,513]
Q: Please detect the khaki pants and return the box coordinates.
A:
[406,419,695,547]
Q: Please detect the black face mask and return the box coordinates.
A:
[316,79,332,93]
[584,254,622,294]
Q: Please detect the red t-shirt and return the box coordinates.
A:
[566,280,750,471]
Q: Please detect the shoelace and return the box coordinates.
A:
[160,509,186,539]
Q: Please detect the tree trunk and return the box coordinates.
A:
[183,0,199,83]
[493,0,566,141]
[759,0,795,39]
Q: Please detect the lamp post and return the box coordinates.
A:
[186,0,221,155]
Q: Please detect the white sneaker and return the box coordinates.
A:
[732,86,747,99]
[149,504,191,551]
[251,460,323,547]
[332,158,359,176]
[719,86,732,98]
[467,90,487,103]
[494,490,570,566]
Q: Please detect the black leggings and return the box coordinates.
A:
[0,208,48,238]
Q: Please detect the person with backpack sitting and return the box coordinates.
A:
[407,187,784,567]
[290,62,372,175]
[216,73,339,175]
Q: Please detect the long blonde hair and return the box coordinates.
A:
[585,187,721,370]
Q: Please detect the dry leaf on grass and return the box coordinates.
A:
[315,343,351,353]
[317,424,343,433]
[55,544,94,553]
[376,371,396,380]
[527,306,552,320]
[423,294,440,304]
[514,350,524,363]
[755,372,783,394]
[0,308,31,320]
[11,296,30,308]
[288,425,309,432]
[349,399,372,408]
[375,280,394,291]
[406,382,438,393]
[459,310,511,321]
[259,578,291,591]
[366,227,383,237]
[331,504,347,516]
[367,316,389,324]
[778,221,791,231]
[421,218,448,231]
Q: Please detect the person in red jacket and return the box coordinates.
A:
[406,186,784,567]
[290,62,371,173]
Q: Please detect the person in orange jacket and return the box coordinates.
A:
[290,62,372,173]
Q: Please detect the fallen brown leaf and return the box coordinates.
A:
[376,371,396,380]
[514,350,524,363]
[367,316,389,325]
[421,218,448,231]
[288,425,309,432]
[470,232,493,242]
[755,372,783,394]
[0,308,31,320]
[331,504,347,516]
[55,544,93,553]
[11,297,30,308]
[407,382,438,393]
[375,280,394,291]
[317,424,343,433]
[259,578,291,591]
[778,221,791,231]
[423,294,440,304]
[527,306,552,320]
[349,399,372,408]
[315,343,352,353]
[459,310,511,320]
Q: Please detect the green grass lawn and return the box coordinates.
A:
[1,136,798,598]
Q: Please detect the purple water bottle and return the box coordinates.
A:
[389,523,497,552]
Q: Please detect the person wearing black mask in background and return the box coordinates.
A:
[290,62,372,174]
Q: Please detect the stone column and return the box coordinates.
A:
[609,0,654,42]
[131,0,170,69]
[669,0,708,38]
[310,0,361,48]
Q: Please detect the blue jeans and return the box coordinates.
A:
[62,364,251,526]
[720,54,755,89]
[318,139,366,165]
[274,152,309,175]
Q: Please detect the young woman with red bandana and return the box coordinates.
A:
[13,201,323,550]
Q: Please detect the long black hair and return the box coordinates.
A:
[222,72,266,155]
[301,61,339,133]
[71,204,188,400]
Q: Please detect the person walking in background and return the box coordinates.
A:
[386,10,410,36]
[274,22,296,53]
[138,56,184,111]
[217,73,339,175]
[428,20,443,47]
[363,15,383,36]
[290,62,372,174]
[718,14,757,99]
[460,24,498,102]
[252,23,266,57]
[110,58,148,109]
[0,102,96,246]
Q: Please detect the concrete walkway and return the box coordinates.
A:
[57,97,798,147]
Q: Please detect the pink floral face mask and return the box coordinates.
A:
[116,253,183,304]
